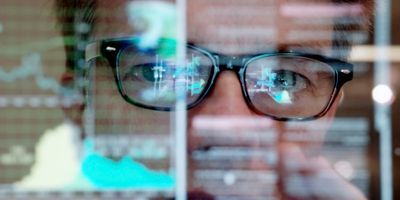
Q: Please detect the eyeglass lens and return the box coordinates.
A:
[245,56,335,118]
[117,44,213,107]
[116,43,336,118]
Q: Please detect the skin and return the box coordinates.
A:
[63,0,368,199]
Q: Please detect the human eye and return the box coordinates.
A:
[270,70,309,93]
[116,46,214,106]
[246,57,323,105]
[252,69,310,104]
[121,62,173,83]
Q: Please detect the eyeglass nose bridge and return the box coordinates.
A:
[214,55,245,72]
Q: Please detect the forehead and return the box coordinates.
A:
[93,0,358,55]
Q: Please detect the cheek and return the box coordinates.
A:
[277,96,340,155]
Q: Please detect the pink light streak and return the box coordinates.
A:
[281,3,364,18]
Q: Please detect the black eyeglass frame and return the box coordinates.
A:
[85,37,353,121]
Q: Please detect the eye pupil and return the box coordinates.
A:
[142,65,156,82]
[274,71,296,88]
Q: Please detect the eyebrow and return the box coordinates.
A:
[188,38,336,57]
[278,40,332,51]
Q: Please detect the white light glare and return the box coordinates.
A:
[334,160,354,180]
[372,84,394,104]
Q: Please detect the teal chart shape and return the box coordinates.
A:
[81,140,174,189]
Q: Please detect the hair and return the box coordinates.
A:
[55,0,97,73]
[54,0,373,73]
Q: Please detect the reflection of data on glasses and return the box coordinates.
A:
[86,37,353,121]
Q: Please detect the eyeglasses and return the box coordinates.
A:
[85,37,353,121]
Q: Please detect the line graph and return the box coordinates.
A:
[0,53,60,94]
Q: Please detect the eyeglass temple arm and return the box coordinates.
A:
[85,42,101,62]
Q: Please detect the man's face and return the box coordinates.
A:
[89,0,344,195]
[91,0,340,134]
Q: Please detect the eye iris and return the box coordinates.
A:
[274,70,296,89]
[142,65,156,82]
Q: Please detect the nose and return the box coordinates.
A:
[188,70,255,116]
